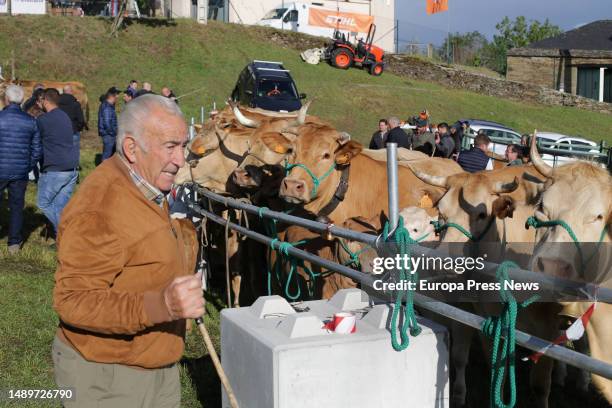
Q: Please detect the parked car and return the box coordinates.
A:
[461,119,522,156]
[534,132,600,167]
[231,60,306,112]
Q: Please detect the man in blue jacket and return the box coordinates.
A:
[98,87,120,161]
[37,88,79,238]
[0,85,42,254]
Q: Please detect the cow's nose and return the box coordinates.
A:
[232,168,251,186]
[282,178,307,199]
[535,257,576,280]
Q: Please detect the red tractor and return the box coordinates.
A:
[324,24,385,76]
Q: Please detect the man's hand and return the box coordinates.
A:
[163,272,205,320]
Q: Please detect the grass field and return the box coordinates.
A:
[0,15,611,408]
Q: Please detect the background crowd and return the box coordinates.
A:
[0,80,177,254]
[369,110,531,173]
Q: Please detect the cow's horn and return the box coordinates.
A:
[492,177,519,194]
[232,103,260,128]
[296,100,311,125]
[409,165,448,189]
[530,129,553,177]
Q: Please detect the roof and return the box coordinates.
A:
[249,60,292,80]
[527,20,612,51]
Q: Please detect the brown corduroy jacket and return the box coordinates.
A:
[53,155,197,369]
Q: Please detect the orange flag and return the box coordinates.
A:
[426,0,448,15]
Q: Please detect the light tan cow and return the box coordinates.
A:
[410,164,561,407]
[529,141,612,403]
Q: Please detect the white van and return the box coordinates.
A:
[257,2,373,41]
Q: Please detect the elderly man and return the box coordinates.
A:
[0,85,42,254]
[385,116,412,149]
[52,95,202,407]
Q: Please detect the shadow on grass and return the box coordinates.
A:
[181,354,222,408]
[0,197,52,244]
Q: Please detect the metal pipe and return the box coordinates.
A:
[386,143,399,235]
[200,106,205,124]
[185,200,612,380]
[189,117,195,140]
[192,186,612,302]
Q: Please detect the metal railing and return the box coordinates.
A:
[180,143,612,380]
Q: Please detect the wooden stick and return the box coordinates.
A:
[195,317,239,408]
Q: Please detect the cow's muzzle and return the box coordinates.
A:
[280,178,309,203]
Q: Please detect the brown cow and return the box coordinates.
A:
[529,141,612,403]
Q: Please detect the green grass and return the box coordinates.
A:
[1,16,611,145]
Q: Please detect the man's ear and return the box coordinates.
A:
[492,195,516,219]
[260,132,294,154]
[334,141,362,165]
[122,136,138,163]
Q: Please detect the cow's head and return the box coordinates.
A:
[529,138,611,287]
[411,167,519,243]
[279,124,361,205]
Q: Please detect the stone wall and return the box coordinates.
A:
[506,55,559,89]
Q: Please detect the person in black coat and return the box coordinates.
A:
[368,119,388,150]
[385,117,412,149]
[58,85,86,167]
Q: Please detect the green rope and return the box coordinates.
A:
[430,217,496,242]
[284,161,336,199]
[481,261,539,408]
[384,216,422,351]
[525,216,607,272]
[338,238,372,268]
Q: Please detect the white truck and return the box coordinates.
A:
[257,2,374,42]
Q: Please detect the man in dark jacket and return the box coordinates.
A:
[0,85,42,253]
[457,134,493,173]
[385,116,413,149]
[449,121,465,158]
[22,83,45,113]
[58,85,86,166]
[37,88,79,237]
[98,87,120,161]
[368,119,388,150]
[434,122,455,158]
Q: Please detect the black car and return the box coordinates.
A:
[231,60,306,112]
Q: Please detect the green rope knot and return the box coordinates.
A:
[384,216,421,351]
[284,161,336,199]
[258,206,269,218]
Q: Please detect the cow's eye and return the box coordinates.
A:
[413,228,418,233]
[286,148,293,154]
[323,153,331,159]
[477,212,487,220]
[597,214,604,221]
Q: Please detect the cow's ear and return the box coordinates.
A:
[492,195,516,219]
[334,141,363,165]
[260,132,294,155]
[419,188,444,207]
[194,124,203,132]
[189,136,208,156]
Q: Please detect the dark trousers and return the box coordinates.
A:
[102,136,116,161]
[0,179,28,246]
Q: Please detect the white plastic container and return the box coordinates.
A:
[220,289,449,408]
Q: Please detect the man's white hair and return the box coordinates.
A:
[5,85,25,104]
[117,94,184,157]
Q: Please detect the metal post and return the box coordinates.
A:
[386,143,399,235]
[200,106,205,123]
[189,117,195,140]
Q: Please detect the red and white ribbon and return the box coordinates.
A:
[523,303,596,363]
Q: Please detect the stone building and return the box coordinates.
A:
[506,20,612,103]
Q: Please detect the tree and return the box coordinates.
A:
[438,31,488,66]
[483,16,562,74]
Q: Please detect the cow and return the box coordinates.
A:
[175,102,317,307]
[529,140,612,403]
[268,123,463,224]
